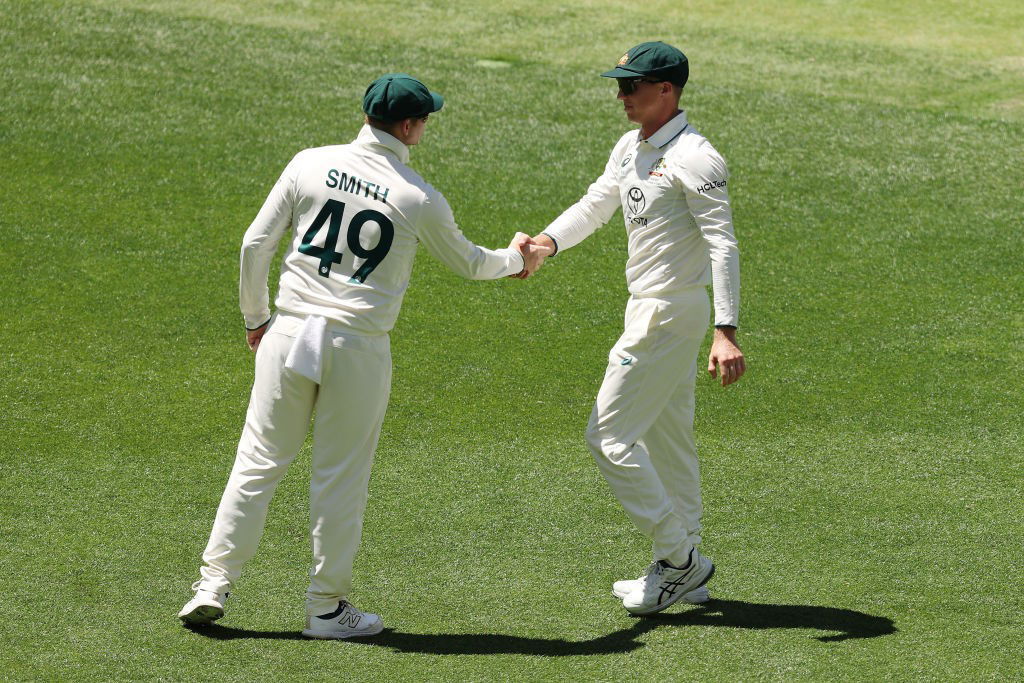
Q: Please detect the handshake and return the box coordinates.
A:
[508,232,555,280]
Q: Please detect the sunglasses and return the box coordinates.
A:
[616,77,663,95]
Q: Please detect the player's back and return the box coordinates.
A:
[275,128,436,336]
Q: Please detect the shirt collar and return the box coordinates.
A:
[638,110,689,149]
[355,124,410,164]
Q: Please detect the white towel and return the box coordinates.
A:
[283,314,328,383]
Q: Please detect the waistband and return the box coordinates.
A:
[630,284,706,301]
[271,311,389,350]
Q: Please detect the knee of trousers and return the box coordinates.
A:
[585,422,635,467]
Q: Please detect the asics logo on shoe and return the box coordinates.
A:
[659,574,695,603]
[656,550,696,603]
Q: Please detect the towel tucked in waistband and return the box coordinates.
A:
[283,314,328,383]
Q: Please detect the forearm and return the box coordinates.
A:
[419,222,524,280]
[239,237,276,329]
[439,243,524,280]
[709,246,740,327]
[239,157,297,327]
[690,191,739,326]
[542,200,606,253]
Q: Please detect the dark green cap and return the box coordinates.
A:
[362,73,444,122]
[601,41,689,87]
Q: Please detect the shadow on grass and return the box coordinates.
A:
[183,623,307,640]
[185,599,896,654]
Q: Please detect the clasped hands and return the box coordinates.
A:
[508,232,553,279]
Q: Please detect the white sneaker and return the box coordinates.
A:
[301,601,384,639]
[613,577,710,604]
[178,582,228,625]
[622,548,715,616]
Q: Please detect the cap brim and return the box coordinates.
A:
[429,92,444,113]
[601,66,644,78]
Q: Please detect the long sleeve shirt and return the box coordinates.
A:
[239,125,524,335]
[543,111,740,327]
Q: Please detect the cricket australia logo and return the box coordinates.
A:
[626,187,646,216]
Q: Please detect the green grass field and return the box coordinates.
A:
[2,0,1022,679]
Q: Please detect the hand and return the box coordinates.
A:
[707,327,745,387]
[246,322,269,352]
[509,232,552,279]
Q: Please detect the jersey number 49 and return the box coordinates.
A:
[298,199,394,284]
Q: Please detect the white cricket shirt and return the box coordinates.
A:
[239,125,525,335]
[543,111,740,327]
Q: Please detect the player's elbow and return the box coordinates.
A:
[240,232,275,263]
[240,227,268,249]
[713,243,739,262]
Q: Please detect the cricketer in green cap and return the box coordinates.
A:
[518,39,743,616]
[601,41,689,88]
[363,73,444,123]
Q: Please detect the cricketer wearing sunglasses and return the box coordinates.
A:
[527,42,745,615]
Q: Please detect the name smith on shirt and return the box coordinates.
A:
[325,169,390,204]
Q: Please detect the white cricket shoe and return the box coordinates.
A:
[178,582,229,625]
[622,548,715,616]
[613,577,710,604]
[302,601,384,639]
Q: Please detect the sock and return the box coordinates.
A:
[659,547,694,571]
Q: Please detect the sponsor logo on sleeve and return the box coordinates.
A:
[621,154,632,167]
[696,179,727,194]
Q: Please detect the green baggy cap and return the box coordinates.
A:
[362,73,444,122]
[601,41,689,87]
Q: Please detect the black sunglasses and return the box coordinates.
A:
[616,77,663,95]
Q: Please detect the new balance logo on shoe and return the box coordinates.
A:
[338,611,362,628]
[302,601,384,640]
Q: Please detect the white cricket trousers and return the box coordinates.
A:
[197,313,391,616]
[586,288,710,567]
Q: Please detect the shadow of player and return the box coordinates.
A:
[185,598,895,654]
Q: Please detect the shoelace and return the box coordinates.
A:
[640,561,663,588]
